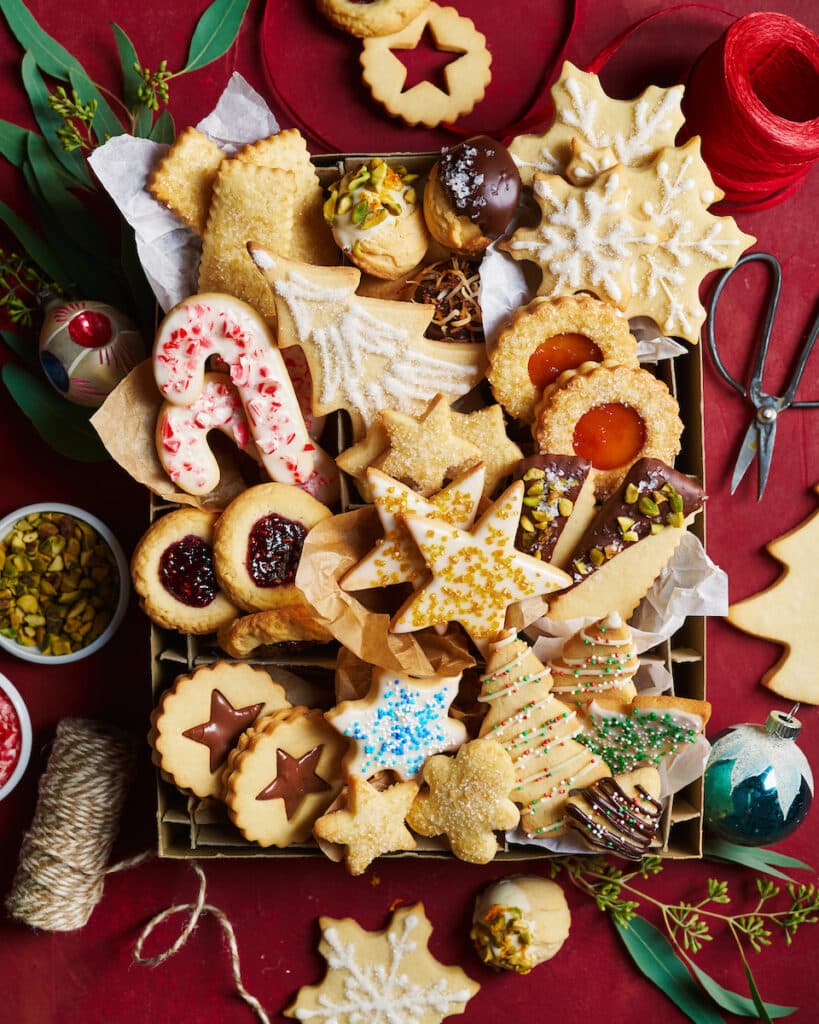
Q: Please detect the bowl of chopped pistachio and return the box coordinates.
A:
[0,503,128,664]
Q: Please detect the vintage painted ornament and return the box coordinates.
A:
[38,298,144,407]
[704,709,813,846]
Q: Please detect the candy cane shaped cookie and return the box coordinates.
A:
[154,294,327,491]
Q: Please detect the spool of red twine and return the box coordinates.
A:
[682,12,819,207]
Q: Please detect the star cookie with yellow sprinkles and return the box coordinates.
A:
[390,480,571,645]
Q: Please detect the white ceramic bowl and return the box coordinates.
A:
[0,502,128,665]
[0,672,32,800]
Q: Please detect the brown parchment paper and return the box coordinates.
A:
[91,360,248,510]
[296,507,474,678]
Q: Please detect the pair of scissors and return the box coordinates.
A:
[706,252,819,501]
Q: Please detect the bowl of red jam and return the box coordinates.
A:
[0,673,31,800]
[0,503,128,665]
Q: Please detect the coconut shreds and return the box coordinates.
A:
[410,257,483,342]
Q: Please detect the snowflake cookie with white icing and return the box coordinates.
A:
[285,903,480,1024]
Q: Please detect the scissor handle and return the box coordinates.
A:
[705,252,782,401]
[780,307,819,409]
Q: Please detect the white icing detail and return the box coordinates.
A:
[713,725,814,819]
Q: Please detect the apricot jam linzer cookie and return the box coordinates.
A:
[512,454,596,569]
[317,0,430,38]
[131,508,238,635]
[359,4,492,128]
[150,662,290,799]
[213,483,332,613]
[223,707,347,847]
[533,361,683,500]
[488,295,639,424]
[547,611,638,708]
[547,458,705,623]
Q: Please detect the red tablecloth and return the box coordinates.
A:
[1,2,818,1022]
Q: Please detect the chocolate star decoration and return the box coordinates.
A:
[256,745,330,818]
[182,688,264,773]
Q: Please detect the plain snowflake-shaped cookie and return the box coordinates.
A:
[407,738,520,863]
[285,903,479,1023]
[501,168,661,309]
[509,60,685,186]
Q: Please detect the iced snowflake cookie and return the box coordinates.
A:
[317,0,430,37]
[406,256,483,342]
[313,775,419,874]
[285,903,480,1022]
[131,508,239,635]
[548,611,638,707]
[249,246,486,439]
[424,135,521,255]
[533,361,683,500]
[150,662,290,799]
[547,458,705,622]
[478,630,610,838]
[213,483,332,613]
[406,738,520,863]
[326,668,467,780]
[324,158,429,280]
[512,454,596,569]
[566,766,662,859]
[223,706,347,847]
[508,61,685,187]
[488,295,638,423]
[471,876,571,973]
[360,4,492,128]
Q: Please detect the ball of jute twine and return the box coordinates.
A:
[4,718,270,1023]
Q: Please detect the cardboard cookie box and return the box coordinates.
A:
[148,153,708,863]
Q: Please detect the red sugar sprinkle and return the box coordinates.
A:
[0,689,21,787]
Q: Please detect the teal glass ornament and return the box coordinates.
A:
[704,709,813,846]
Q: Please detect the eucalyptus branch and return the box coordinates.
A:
[47,86,97,152]
[0,249,59,327]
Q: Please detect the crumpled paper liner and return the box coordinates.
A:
[296,508,474,678]
[90,360,249,510]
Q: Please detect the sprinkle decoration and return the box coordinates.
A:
[579,707,699,776]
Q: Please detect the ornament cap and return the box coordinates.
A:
[765,707,801,741]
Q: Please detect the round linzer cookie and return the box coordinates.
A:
[223,707,347,847]
[150,662,291,798]
[131,508,239,634]
[213,483,332,612]
[488,295,638,423]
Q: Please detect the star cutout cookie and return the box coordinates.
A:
[182,689,264,774]
[390,481,571,644]
[326,668,467,780]
[340,464,486,592]
[313,776,419,875]
[250,246,486,438]
[450,405,523,496]
[285,904,479,1023]
[406,738,520,863]
[377,394,481,495]
[509,61,685,186]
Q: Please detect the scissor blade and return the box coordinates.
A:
[756,419,777,500]
[730,421,759,495]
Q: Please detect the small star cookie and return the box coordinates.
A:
[313,776,419,875]
[450,405,523,496]
[407,738,520,863]
[285,904,479,1023]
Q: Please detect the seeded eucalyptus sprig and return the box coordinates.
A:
[550,851,818,1022]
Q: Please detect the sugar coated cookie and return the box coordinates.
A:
[424,136,521,255]
[150,662,290,798]
[566,766,662,859]
[325,158,429,280]
[223,707,347,847]
[513,454,596,569]
[213,483,332,613]
[317,0,430,38]
[406,738,520,863]
[131,508,238,634]
[285,904,480,1023]
[471,875,571,972]
[488,295,638,423]
[548,611,638,707]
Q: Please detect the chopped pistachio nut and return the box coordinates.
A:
[557,497,574,517]
[522,468,545,482]
[617,516,635,534]
[324,157,417,230]
[638,496,660,517]
[589,547,605,566]
[666,511,684,528]
[650,522,665,535]
[624,483,639,504]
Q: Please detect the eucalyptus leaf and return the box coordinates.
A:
[703,840,812,882]
[183,0,250,73]
[67,67,124,145]
[111,22,143,110]
[0,199,72,287]
[0,0,81,80]
[614,917,725,1024]
[20,51,93,188]
[149,108,175,145]
[2,363,109,462]
[744,963,774,1024]
[1,329,40,369]
[0,119,35,169]
[687,959,795,1019]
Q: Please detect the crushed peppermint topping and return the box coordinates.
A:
[0,689,21,787]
